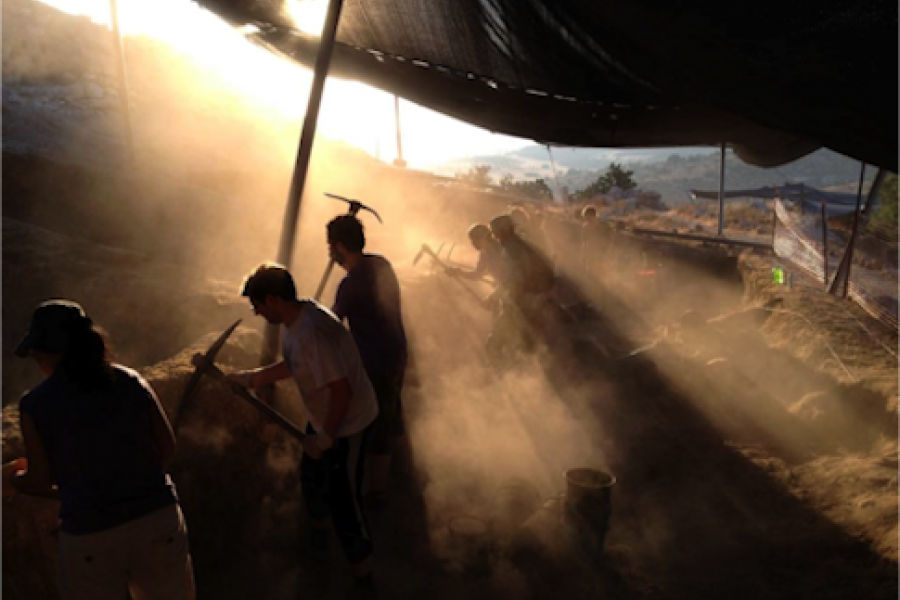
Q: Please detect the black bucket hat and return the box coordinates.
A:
[15,300,92,358]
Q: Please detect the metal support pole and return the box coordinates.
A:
[717,142,726,237]
[841,163,866,298]
[392,95,406,168]
[821,201,829,288]
[275,0,345,268]
[828,162,866,297]
[263,0,345,362]
[862,168,886,217]
[771,198,778,246]
[108,0,134,164]
[546,145,563,203]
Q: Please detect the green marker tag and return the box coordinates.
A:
[772,266,785,285]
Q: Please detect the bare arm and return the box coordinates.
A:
[245,361,293,388]
[11,413,57,498]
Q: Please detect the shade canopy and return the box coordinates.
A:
[197,0,898,170]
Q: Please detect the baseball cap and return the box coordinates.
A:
[15,300,92,358]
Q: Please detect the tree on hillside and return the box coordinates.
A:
[576,162,637,198]
[456,165,494,187]
[870,172,898,241]
[499,174,553,201]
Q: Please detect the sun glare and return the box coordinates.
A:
[31,0,527,168]
[284,0,329,36]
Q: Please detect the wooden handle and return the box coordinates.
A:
[198,360,307,442]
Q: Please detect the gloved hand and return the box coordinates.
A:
[225,369,257,389]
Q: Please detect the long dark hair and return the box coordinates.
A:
[59,323,114,392]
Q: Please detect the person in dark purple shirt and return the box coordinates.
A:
[327,216,408,500]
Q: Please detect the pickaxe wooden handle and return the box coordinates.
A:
[413,243,488,305]
[176,318,242,430]
[189,353,307,442]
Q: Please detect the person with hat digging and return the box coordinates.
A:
[3,299,195,600]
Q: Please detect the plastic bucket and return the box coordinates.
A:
[564,468,615,509]
[563,468,615,555]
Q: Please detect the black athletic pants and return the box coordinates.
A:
[300,423,374,564]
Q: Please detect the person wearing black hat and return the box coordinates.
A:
[3,300,195,600]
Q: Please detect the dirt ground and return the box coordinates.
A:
[3,219,897,599]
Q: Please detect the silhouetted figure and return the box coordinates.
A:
[487,214,558,363]
[4,300,195,600]
[580,205,612,278]
[230,264,378,589]
[327,215,409,502]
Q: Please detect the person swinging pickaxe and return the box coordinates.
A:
[313,193,382,301]
[413,243,493,308]
[177,319,306,442]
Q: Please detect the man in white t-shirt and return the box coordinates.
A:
[228,262,378,590]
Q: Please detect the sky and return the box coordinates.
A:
[34,0,530,169]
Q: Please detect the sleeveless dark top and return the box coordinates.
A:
[19,365,176,535]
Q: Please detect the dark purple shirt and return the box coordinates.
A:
[333,254,408,379]
[20,365,176,535]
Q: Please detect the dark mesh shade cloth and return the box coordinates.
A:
[196,0,897,170]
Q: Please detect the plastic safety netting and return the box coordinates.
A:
[774,198,898,329]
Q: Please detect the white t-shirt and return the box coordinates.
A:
[281,300,379,438]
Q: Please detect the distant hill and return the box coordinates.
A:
[433,144,874,206]
[433,145,718,179]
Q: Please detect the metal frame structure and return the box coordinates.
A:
[631,227,772,250]
[263,0,345,363]
[717,142,726,237]
[108,0,134,163]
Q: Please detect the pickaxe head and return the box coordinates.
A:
[177,318,242,423]
[412,244,443,268]
[324,193,383,224]
[412,245,426,266]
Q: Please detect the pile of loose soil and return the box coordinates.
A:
[2,217,248,406]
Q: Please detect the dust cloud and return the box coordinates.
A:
[5,3,898,598]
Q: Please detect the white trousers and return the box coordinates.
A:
[57,504,195,600]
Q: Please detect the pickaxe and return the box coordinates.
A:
[178,319,306,442]
[413,243,487,305]
[313,193,383,301]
